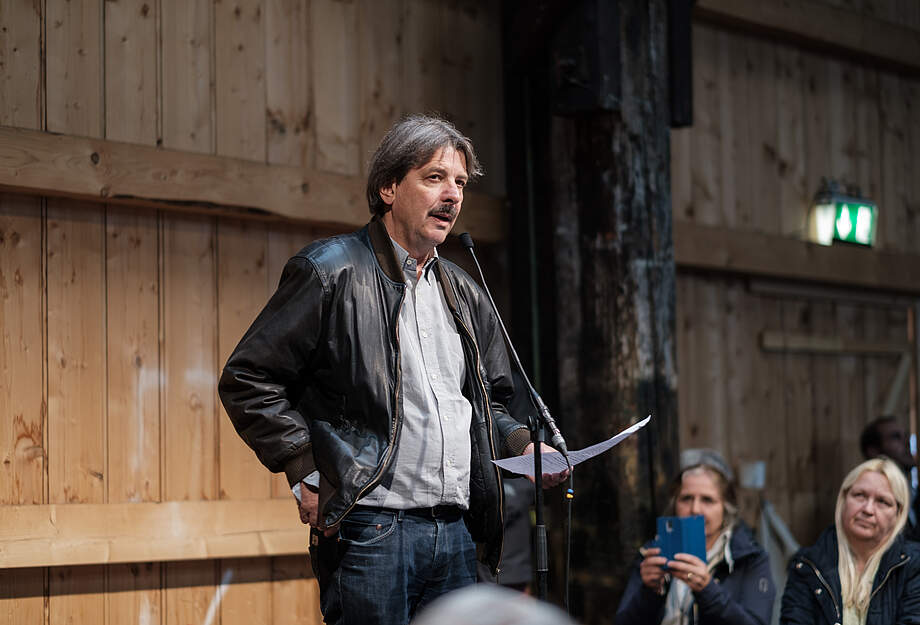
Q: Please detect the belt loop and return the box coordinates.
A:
[397,510,405,522]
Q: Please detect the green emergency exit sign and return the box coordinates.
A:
[832,202,876,246]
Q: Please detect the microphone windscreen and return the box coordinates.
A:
[459,232,475,249]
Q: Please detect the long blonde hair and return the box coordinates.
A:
[834,458,910,615]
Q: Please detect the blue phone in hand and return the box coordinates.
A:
[655,515,706,563]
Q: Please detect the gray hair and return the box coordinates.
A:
[365,114,483,217]
[411,584,577,625]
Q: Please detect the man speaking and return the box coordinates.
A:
[218,115,565,625]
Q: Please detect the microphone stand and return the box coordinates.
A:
[530,415,549,600]
[458,232,574,609]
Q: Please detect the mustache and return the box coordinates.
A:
[429,204,458,219]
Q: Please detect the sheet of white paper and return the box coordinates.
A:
[492,415,652,477]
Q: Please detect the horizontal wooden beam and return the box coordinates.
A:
[673,220,920,295]
[695,0,920,74]
[0,499,307,569]
[0,125,505,242]
[760,330,909,355]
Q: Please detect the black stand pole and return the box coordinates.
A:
[529,415,548,601]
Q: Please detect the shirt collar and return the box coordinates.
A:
[390,237,438,279]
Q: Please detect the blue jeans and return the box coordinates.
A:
[309,507,476,625]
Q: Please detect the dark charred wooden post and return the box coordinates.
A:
[505,0,682,620]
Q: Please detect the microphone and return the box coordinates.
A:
[458,232,570,459]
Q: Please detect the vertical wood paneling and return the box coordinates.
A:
[854,68,882,201]
[161,0,212,152]
[266,0,313,167]
[105,207,162,625]
[358,0,403,174]
[219,559,273,625]
[0,196,45,625]
[802,50,832,239]
[690,24,722,225]
[106,208,160,504]
[162,214,218,625]
[905,78,920,245]
[161,215,217,501]
[47,199,107,624]
[879,74,909,252]
[827,59,860,187]
[401,0,442,115]
[271,556,321,625]
[107,562,161,625]
[0,567,44,625]
[775,47,808,237]
[747,37,780,234]
[46,203,106,505]
[164,561,216,625]
[0,0,43,129]
[161,3,219,615]
[104,0,158,144]
[45,0,103,136]
[781,300,818,544]
[0,196,45,506]
[312,0,361,175]
[215,0,266,160]
[836,304,866,478]
[50,566,105,624]
[719,31,741,229]
[811,301,842,530]
[678,275,728,451]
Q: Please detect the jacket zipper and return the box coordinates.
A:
[800,556,841,620]
[453,312,505,569]
[332,288,406,525]
[869,554,909,602]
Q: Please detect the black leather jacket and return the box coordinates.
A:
[218,217,530,572]
[781,525,920,625]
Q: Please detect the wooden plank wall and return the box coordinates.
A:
[0,1,504,623]
[672,12,919,546]
[813,0,920,30]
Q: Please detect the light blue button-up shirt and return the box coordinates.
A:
[295,239,474,509]
[358,240,473,509]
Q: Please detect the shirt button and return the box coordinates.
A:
[430,373,438,380]
[421,331,428,338]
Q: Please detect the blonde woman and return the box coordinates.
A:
[781,458,920,624]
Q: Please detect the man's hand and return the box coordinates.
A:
[522,442,570,488]
[295,482,336,537]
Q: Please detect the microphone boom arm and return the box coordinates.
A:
[458,232,570,463]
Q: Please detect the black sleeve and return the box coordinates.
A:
[218,256,327,482]
[614,557,667,625]
[695,550,776,625]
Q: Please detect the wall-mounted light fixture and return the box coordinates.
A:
[807,178,877,247]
